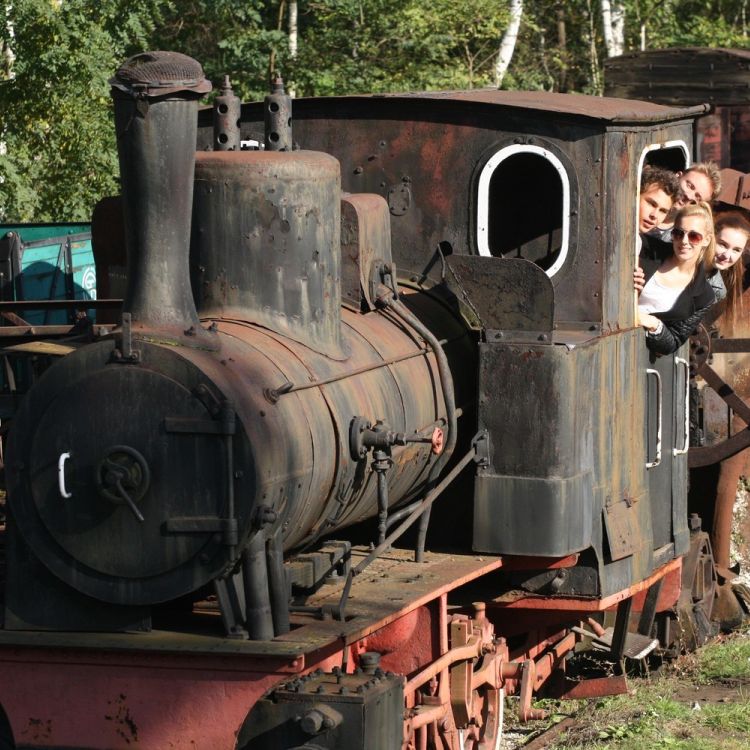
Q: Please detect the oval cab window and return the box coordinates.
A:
[477,144,570,277]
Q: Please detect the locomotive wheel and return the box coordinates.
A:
[448,612,504,750]
[456,684,503,750]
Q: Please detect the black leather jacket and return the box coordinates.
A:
[639,236,715,356]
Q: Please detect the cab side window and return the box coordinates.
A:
[477,145,570,277]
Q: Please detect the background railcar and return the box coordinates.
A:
[604,47,750,171]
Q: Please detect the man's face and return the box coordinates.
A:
[676,170,714,207]
[639,185,673,233]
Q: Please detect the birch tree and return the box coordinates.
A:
[289,0,298,58]
[495,0,522,88]
[2,3,14,80]
[601,0,625,57]
[288,0,297,95]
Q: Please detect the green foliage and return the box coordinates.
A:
[634,0,750,49]
[0,0,172,222]
[696,630,750,681]
[3,0,750,222]
[151,1,284,100]
[700,700,750,733]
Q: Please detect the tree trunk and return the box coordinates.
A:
[2,3,14,80]
[288,0,297,96]
[288,0,298,59]
[611,0,625,57]
[269,0,286,83]
[601,0,625,58]
[556,4,567,91]
[495,0,523,88]
[585,0,602,94]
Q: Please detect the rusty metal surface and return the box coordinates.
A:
[196,288,467,551]
[491,557,682,612]
[697,363,750,424]
[474,327,657,600]
[553,675,628,700]
[192,150,345,358]
[286,90,707,124]
[696,107,730,166]
[703,414,750,575]
[340,193,392,311]
[445,255,553,334]
[690,428,750,467]
[0,648,285,750]
[0,548,504,657]
[112,62,214,349]
[213,76,241,151]
[501,554,580,570]
[676,530,717,650]
[0,299,120,311]
[718,168,746,205]
[240,666,404,750]
[91,196,127,324]
[689,347,750,467]
[603,499,640,561]
[201,92,695,334]
[605,47,750,107]
[0,324,112,338]
[5,283,468,614]
[707,337,750,353]
[111,50,211,98]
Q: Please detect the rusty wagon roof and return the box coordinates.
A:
[292,89,708,125]
[604,47,750,106]
[607,46,750,63]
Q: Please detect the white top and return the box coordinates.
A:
[638,274,682,314]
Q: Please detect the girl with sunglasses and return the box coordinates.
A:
[706,212,750,332]
[637,202,716,355]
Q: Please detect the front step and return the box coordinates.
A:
[587,626,660,660]
[573,625,660,660]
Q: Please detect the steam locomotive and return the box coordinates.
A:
[0,51,721,749]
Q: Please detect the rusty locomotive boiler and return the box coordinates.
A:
[0,50,726,750]
[4,52,465,639]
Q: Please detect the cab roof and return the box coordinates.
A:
[294,89,709,125]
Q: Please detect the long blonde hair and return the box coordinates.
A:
[673,201,715,275]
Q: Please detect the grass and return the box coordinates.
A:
[695,635,750,682]
[523,625,750,750]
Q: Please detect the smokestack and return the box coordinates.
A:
[110,51,214,347]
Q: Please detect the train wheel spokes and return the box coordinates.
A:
[449,611,504,750]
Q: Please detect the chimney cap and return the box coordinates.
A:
[110,51,212,99]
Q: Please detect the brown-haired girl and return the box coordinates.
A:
[707,211,750,331]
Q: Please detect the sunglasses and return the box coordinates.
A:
[673,228,704,245]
